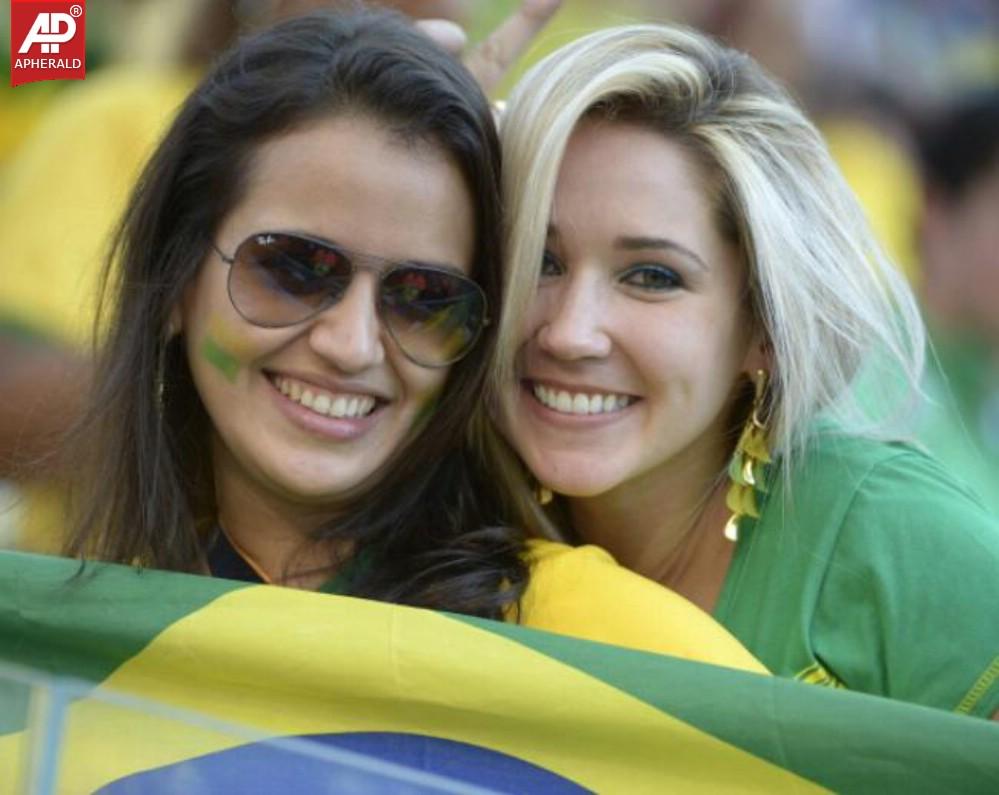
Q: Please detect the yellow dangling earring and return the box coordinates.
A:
[535,485,554,506]
[723,370,772,542]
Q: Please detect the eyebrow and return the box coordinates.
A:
[546,226,708,271]
[613,236,708,271]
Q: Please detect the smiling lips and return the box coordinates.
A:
[272,375,378,419]
[530,381,635,416]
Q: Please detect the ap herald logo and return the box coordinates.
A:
[10,1,86,87]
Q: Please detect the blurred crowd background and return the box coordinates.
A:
[2,0,998,550]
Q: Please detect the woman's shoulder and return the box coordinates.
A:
[518,539,767,674]
[780,430,995,524]
[522,537,614,567]
[773,434,999,715]
[795,429,929,478]
[760,429,999,567]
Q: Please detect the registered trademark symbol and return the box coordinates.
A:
[70,4,83,17]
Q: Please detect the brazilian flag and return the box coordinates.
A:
[1,551,997,793]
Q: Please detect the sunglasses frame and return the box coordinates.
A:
[211,232,490,368]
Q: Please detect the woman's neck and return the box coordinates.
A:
[566,441,736,613]
[212,443,343,590]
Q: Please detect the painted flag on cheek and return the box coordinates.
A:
[1,551,998,794]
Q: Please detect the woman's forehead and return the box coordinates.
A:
[552,121,719,237]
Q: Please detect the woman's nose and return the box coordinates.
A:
[308,273,386,373]
[535,274,612,361]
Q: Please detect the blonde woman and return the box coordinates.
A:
[491,24,999,718]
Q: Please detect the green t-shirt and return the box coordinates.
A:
[715,431,999,718]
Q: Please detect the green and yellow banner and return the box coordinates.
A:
[1,551,997,793]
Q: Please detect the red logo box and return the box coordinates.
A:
[10,0,86,87]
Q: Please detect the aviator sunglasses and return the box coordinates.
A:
[212,232,489,368]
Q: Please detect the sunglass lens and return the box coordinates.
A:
[228,234,351,326]
[381,268,486,366]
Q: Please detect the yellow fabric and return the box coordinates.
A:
[15,485,66,554]
[0,85,61,172]
[0,68,197,553]
[518,539,768,674]
[0,68,197,346]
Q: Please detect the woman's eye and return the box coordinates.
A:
[540,250,563,277]
[621,264,682,291]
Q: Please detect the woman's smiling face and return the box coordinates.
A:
[507,119,759,499]
[179,115,475,518]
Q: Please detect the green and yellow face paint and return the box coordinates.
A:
[200,316,253,383]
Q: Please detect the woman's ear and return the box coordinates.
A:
[742,331,772,375]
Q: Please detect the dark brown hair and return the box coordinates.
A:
[66,7,525,618]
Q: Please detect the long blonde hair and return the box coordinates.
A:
[485,24,925,537]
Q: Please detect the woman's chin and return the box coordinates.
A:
[530,464,621,500]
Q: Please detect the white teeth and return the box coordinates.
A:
[532,383,632,416]
[273,377,378,420]
[312,394,331,414]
